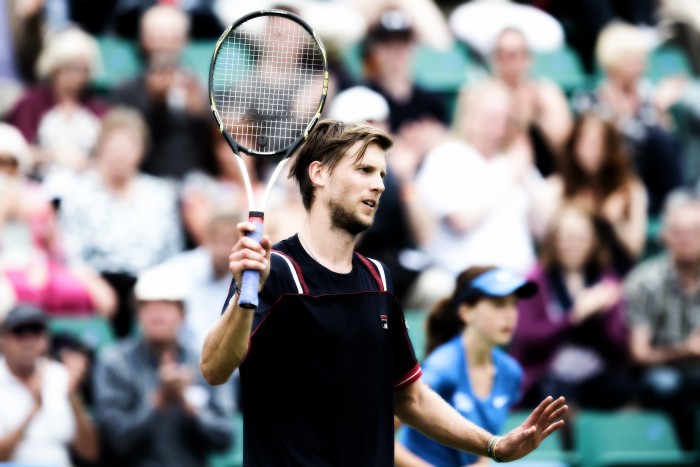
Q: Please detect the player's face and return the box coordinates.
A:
[138,300,184,344]
[326,142,386,235]
[461,295,518,346]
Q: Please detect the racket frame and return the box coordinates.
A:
[208,9,328,308]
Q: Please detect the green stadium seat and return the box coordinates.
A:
[413,43,479,93]
[340,42,478,93]
[532,45,587,93]
[182,39,218,86]
[48,315,116,353]
[647,44,692,83]
[500,410,575,466]
[210,413,244,467]
[93,36,141,90]
[403,309,428,362]
[573,410,697,467]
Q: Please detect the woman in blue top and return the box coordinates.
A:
[398,266,537,466]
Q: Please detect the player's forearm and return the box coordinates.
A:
[200,296,254,385]
[394,381,491,458]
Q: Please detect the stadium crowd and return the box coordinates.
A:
[1,0,700,465]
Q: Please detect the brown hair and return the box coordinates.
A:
[288,119,392,210]
[559,113,635,203]
[424,266,497,357]
[539,202,610,273]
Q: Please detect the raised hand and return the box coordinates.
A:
[490,396,567,462]
[229,222,272,293]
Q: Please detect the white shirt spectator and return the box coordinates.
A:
[0,357,76,467]
[415,140,537,276]
[60,170,184,276]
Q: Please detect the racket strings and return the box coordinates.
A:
[212,15,324,155]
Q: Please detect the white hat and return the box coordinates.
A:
[0,123,31,174]
[327,86,390,123]
[134,266,190,303]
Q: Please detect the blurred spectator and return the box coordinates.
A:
[180,121,254,247]
[398,267,535,466]
[653,77,700,187]
[0,0,45,115]
[0,123,116,317]
[659,0,700,76]
[352,0,454,51]
[68,0,223,39]
[110,4,209,181]
[156,211,240,352]
[5,25,107,180]
[414,80,553,286]
[361,8,450,136]
[59,108,183,337]
[448,0,565,60]
[511,204,632,411]
[93,266,234,466]
[623,188,700,450]
[0,305,99,465]
[534,0,658,74]
[548,113,648,276]
[573,21,686,216]
[490,27,573,177]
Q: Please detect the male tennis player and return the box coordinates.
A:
[201,120,567,465]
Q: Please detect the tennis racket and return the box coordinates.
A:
[210,9,328,308]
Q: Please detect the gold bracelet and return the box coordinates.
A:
[492,436,505,463]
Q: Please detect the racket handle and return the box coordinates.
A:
[239,212,264,309]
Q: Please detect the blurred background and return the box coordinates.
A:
[1,0,700,466]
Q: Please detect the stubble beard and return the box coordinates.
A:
[329,197,374,236]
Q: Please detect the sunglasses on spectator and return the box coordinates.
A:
[9,324,47,338]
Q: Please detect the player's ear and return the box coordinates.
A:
[308,161,327,188]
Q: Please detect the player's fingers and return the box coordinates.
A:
[546,404,568,425]
[260,235,272,257]
[232,248,268,265]
[540,397,566,421]
[236,236,267,253]
[523,396,552,426]
[237,258,268,272]
[541,419,565,440]
[237,221,257,234]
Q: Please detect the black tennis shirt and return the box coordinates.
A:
[222,235,421,466]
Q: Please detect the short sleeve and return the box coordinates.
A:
[391,304,422,389]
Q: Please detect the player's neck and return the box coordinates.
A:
[298,214,356,273]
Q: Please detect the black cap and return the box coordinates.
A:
[1,305,47,332]
[364,9,414,49]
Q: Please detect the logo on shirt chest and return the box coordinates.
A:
[380,314,388,329]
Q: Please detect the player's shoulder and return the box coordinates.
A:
[268,235,308,294]
[353,252,396,293]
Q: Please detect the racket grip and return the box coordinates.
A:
[239,212,264,309]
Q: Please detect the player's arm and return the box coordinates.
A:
[394,380,566,463]
[200,222,271,385]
